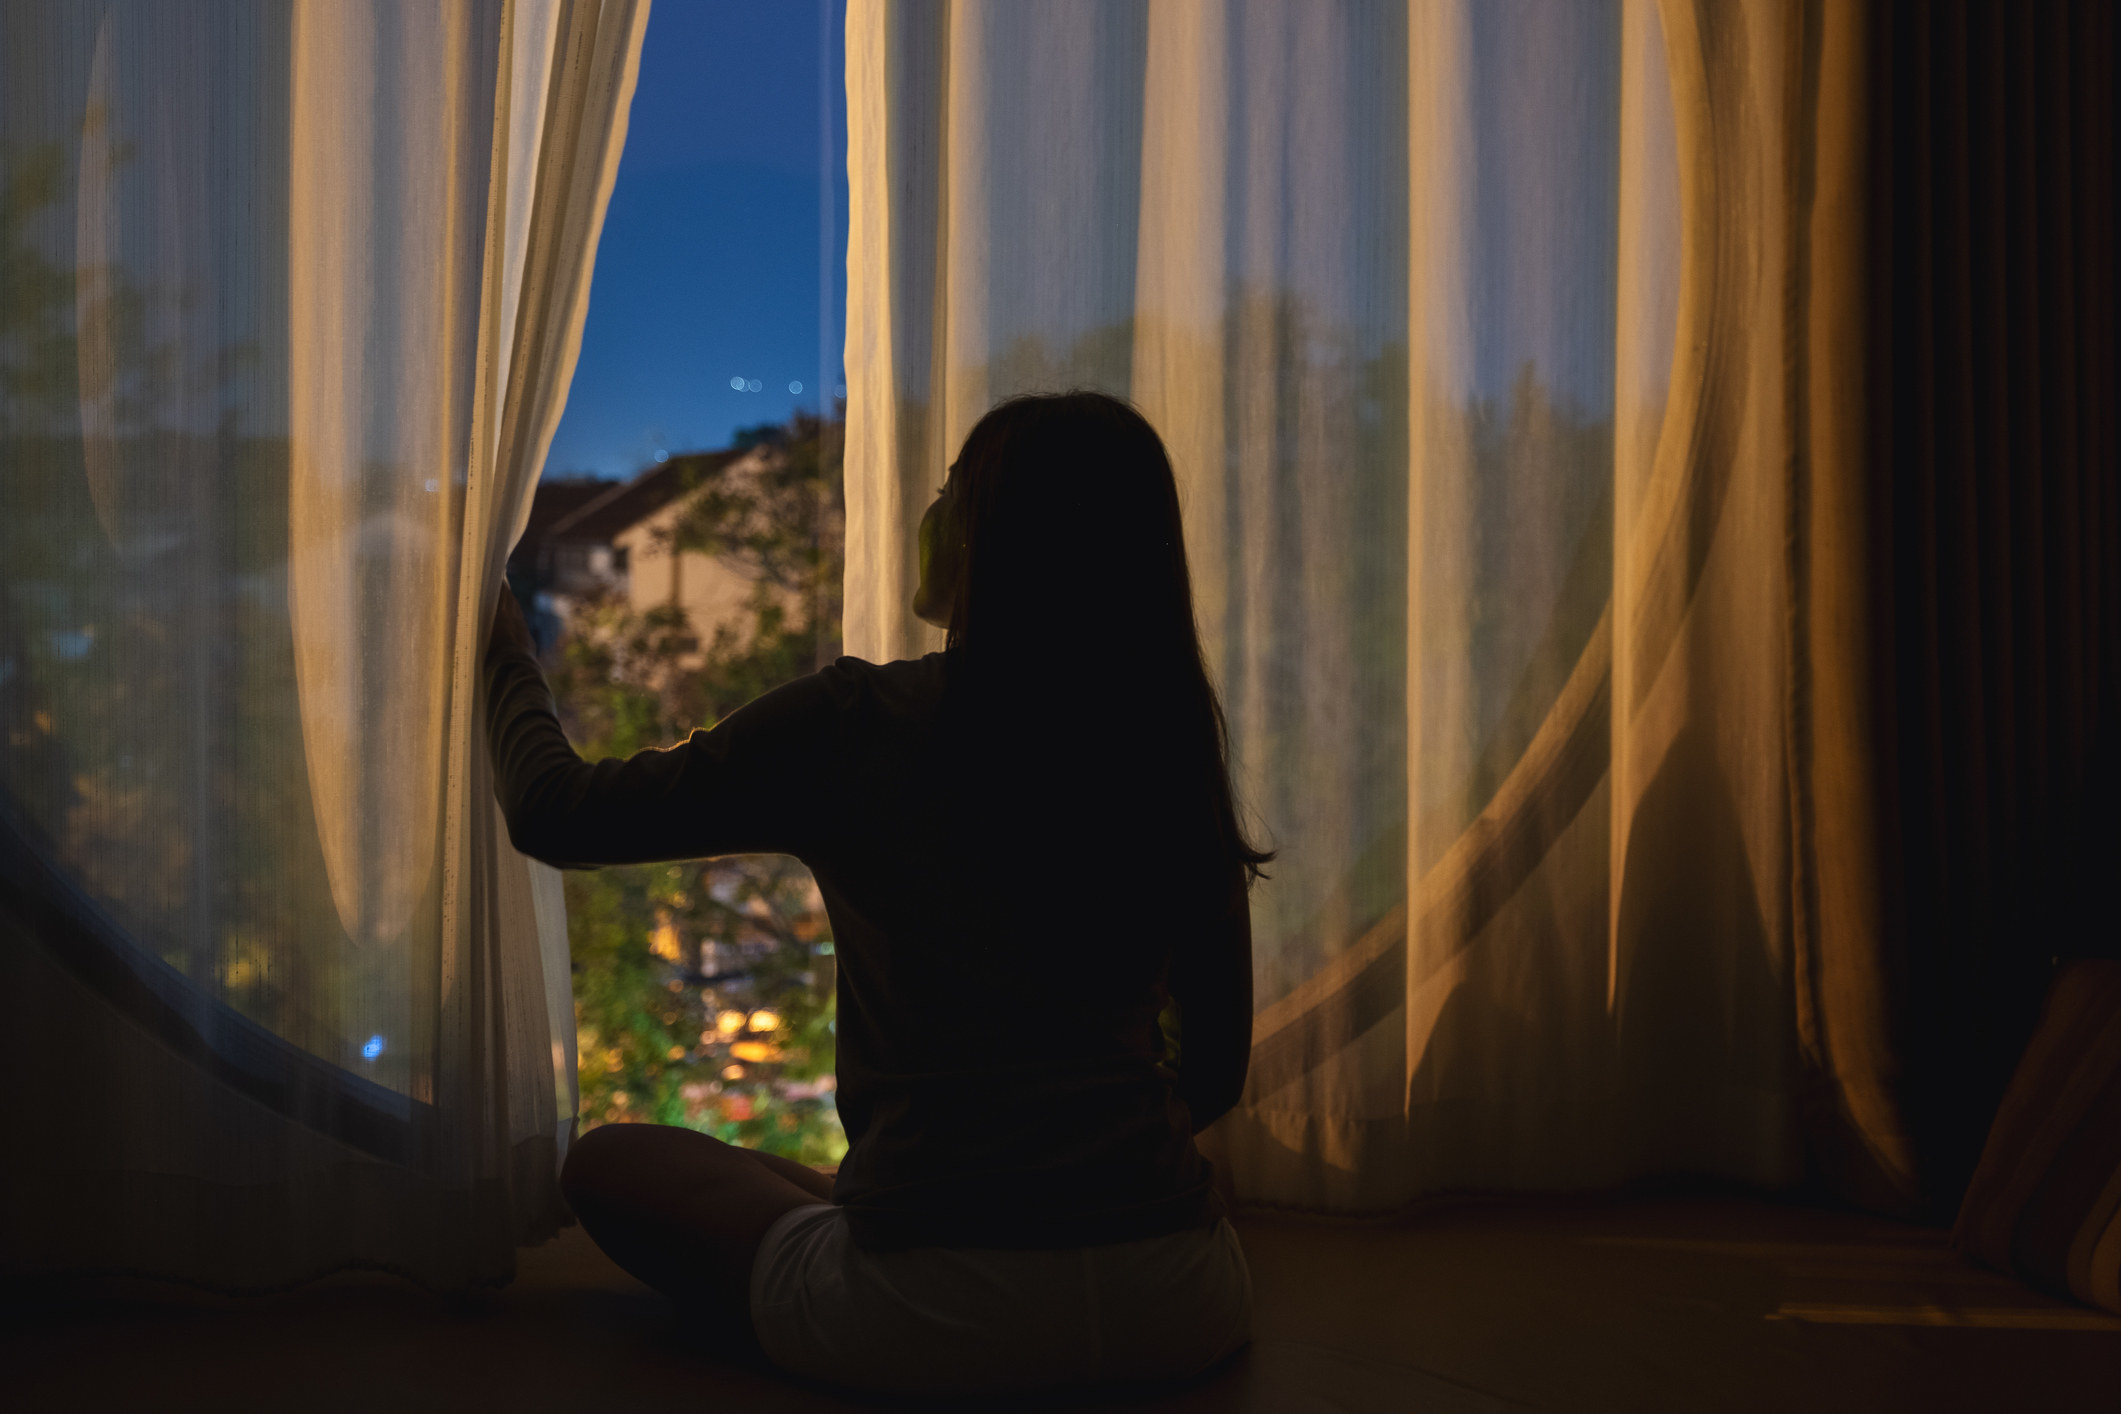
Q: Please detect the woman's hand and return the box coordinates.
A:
[490,584,538,660]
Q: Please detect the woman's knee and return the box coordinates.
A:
[561,1121,643,1207]
[563,1121,743,1211]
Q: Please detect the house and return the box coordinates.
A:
[509,444,786,659]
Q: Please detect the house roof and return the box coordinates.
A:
[525,448,748,550]
[517,477,613,545]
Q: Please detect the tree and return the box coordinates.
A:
[540,410,847,1163]
[667,409,846,711]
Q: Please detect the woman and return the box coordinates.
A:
[485,391,1270,1397]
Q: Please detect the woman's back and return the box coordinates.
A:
[796,649,1233,1250]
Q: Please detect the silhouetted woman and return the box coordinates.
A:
[485,391,1270,1398]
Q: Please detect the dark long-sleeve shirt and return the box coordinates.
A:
[484,633,1230,1251]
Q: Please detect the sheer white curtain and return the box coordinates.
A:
[847,0,1899,1213]
[1,0,646,1288]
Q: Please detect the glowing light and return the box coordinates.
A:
[730,375,745,390]
[722,1064,746,1080]
[667,1045,686,1061]
[361,1034,384,1060]
[730,1040,780,1063]
[748,1009,781,1032]
[716,1009,747,1035]
[746,379,762,392]
[789,381,803,394]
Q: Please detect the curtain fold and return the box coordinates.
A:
[846,0,1921,1214]
[1,0,646,1290]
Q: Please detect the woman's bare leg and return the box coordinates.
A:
[740,1146,836,1201]
[559,1123,827,1351]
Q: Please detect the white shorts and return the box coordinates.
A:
[748,1204,1252,1397]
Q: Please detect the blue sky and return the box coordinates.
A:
[546,1,849,480]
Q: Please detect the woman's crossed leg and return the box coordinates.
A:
[560,1123,831,1355]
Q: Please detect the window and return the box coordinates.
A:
[535,4,849,1161]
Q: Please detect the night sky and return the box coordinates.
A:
[546,1,849,480]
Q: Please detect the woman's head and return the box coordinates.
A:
[918,391,1272,881]
[916,391,1189,658]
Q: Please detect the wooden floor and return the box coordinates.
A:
[10,1193,2119,1412]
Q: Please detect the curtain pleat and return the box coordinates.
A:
[845,0,1932,1215]
[0,0,646,1290]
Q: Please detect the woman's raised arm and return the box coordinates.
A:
[483,589,848,869]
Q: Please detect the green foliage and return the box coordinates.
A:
[547,412,847,1162]
[668,410,846,719]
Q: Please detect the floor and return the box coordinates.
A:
[10,1194,2119,1412]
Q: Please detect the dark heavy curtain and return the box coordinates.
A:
[1868,0,2120,1219]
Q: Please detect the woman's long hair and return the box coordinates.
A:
[940,392,1273,884]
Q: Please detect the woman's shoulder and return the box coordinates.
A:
[703,655,945,761]
[816,651,949,722]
